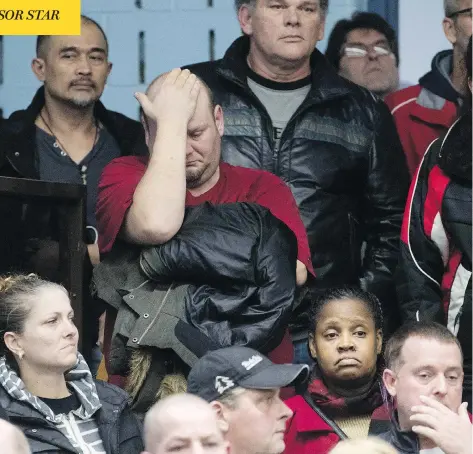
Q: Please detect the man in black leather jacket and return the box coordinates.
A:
[185,0,409,355]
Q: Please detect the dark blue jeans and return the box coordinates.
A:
[293,338,314,365]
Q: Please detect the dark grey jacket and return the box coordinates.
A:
[186,36,410,335]
[0,357,143,454]
[92,240,198,376]
[378,415,421,454]
[0,381,143,454]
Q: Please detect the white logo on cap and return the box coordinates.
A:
[241,355,263,370]
[215,376,234,394]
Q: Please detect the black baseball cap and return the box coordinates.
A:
[187,346,310,402]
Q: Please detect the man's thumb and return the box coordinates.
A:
[134,91,146,104]
[134,92,154,117]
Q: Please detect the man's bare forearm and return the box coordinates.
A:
[124,122,187,244]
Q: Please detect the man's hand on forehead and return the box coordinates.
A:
[134,68,201,126]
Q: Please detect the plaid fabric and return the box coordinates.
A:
[306,365,385,419]
[0,353,101,423]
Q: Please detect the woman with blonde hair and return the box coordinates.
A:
[0,274,143,453]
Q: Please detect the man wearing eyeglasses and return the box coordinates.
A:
[325,12,400,99]
[385,0,472,176]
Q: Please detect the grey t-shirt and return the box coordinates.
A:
[36,125,121,237]
[247,67,311,151]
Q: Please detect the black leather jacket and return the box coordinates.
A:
[378,414,421,454]
[141,202,298,353]
[186,37,409,334]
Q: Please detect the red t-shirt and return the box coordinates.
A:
[97,156,312,384]
[96,156,313,274]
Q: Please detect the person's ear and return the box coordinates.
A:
[316,17,326,42]
[238,4,254,36]
[443,17,458,46]
[3,332,23,359]
[214,105,224,137]
[31,57,46,82]
[382,368,397,398]
[211,400,230,433]
[308,333,318,360]
[376,329,383,355]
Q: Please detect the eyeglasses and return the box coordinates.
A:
[342,45,393,59]
[447,7,472,18]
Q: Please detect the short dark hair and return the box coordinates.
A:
[444,0,463,17]
[384,321,463,371]
[325,12,399,70]
[36,15,109,58]
[234,0,329,15]
[308,286,384,335]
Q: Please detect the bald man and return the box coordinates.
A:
[97,68,311,284]
[0,419,31,454]
[96,69,314,381]
[142,393,229,454]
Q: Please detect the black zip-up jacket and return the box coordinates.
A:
[186,37,409,334]
[0,86,147,274]
[0,380,143,453]
[397,111,472,392]
[378,414,423,454]
[140,202,298,353]
[379,409,473,453]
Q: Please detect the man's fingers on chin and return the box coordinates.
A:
[411,405,441,417]
[412,425,436,439]
[410,414,438,429]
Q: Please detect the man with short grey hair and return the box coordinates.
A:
[0,419,31,454]
[186,0,409,361]
[187,346,309,454]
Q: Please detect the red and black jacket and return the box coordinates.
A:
[284,393,391,454]
[397,111,472,391]
[283,368,392,454]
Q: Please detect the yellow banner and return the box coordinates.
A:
[0,1,81,35]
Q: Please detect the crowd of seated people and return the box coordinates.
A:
[0,0,471,453]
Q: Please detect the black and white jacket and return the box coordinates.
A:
[0,354,143,453]
[397,111,472,392]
